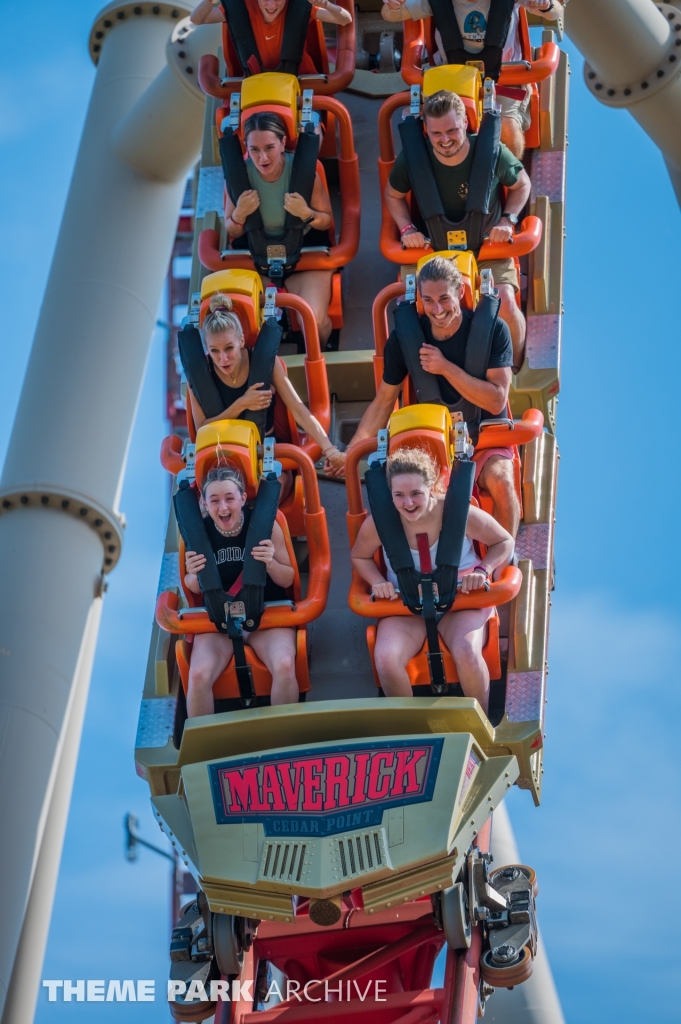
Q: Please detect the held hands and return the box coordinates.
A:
[371,580,399,601]
[383,0,407,10]
[323,449,346,478]
[401,227,428,249]
[185,551,207,575]
[240,382,273,412]
[284,192,313,221]
[419,344,448,375]
[251,539,275,565]
[487,219,514,244]
[233,189,260,223]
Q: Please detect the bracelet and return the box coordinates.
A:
[230,213,245,227]
[324,446,341,457]
[473,564,490,577]
[400,223,416,236]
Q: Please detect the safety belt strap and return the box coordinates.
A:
[178,325,224,420]
[278,0,313,73]
[416,533,448,695]
[221,0,263,76]
[222,570,257,707]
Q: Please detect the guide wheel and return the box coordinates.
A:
[213,913,244,975]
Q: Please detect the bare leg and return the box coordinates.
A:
[438,609,491,714]
[373,616,427,696]
[187,633,234,718]
[477,455,519,537]
[284,270,333,344]
[246,627,299,705]
[501,116,525,160]
[496,283,526,371]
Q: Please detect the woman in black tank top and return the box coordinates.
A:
[187,294,345,497]
[183,466,298,717]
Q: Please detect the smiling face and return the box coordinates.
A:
[257,0,287,22]
[205,327,244,378]
[203,480,247,533]
[419,277,465,334]
[246,129,287,181]
[424,109,467,161]
[390,472,433,524]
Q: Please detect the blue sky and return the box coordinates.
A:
[2,3,680,1022]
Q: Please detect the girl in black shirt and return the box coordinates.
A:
[183,466,298,716]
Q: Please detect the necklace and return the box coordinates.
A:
[228,350,245,385]
[214,513,244,537]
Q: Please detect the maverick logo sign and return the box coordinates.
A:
[209,739,443,837]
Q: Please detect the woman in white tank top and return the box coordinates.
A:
[351,447,514,714]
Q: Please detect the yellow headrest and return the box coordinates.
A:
[195,419,260,463]
[416,250,477,279]
[423,64,481,102]
[389,404,452,439]
[200,269,263,301]
[415,251,479,308]
[241,72,300,114]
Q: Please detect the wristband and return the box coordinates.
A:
[473,565,490,577]
[400,223,416,236]
[230,213,245,227]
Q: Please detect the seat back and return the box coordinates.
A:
[423,64,483,133]
[240,72,301,145]
[415,249,479,311]
[200,269,263,347]
[194,419,261,499]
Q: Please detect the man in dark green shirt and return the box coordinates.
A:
[385,89,531,370]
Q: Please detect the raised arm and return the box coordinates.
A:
[272,363,344,468]
[190,0,225,24]
[312,0,353,26]
[349,381,402,446]
[523,0,564,22]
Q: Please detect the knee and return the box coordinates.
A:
[450,634,479,666]
[483,460,515,499]
[497,287,518,319]
[189,664,217,691]
[374,642,401,675]
[277,650,296,678]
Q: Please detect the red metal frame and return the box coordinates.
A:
[198,0,356,99]
[208,822,494,1024]
[198,95,360,275]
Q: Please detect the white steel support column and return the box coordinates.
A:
[0,1,222,1015]
[565,0,681,205]
[486,805,566,1024]
[0,599,103,1024]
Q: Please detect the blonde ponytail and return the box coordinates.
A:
[203,293,244,341]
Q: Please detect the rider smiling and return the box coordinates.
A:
[351,448,513,712]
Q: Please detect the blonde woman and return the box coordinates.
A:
[182,294,344,498]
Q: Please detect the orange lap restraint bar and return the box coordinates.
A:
[398,7,560,88]
[197,0,357,98]
[156,443,330,634]
[376,92,542,267]
[343,437,523,621]
[198,95,360,275]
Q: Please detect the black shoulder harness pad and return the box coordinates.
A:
[392,301,442,405]
[178,325,224,421]
[423,0,515,80]
[365,456,474,616]
[240,474,282,629]
[278,0,313,73]
[221,0,262,75]
[397,114,500,254]
[220,124,320,280]
[242,317,283,441]
[174,480,229,631]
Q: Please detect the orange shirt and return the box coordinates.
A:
[243,0,320,74]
